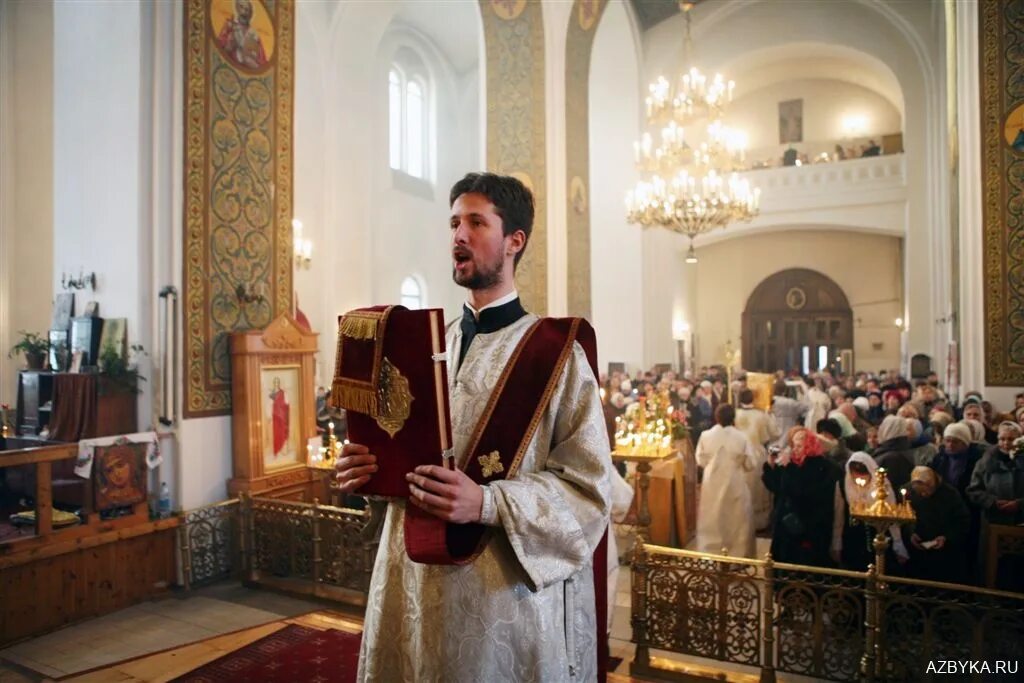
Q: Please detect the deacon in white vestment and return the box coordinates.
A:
[694,404,758,558]
[804,380,833,430]
[735,389,781,531]
[335,173,613,682]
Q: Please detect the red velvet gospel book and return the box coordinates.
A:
[329,306,453,497]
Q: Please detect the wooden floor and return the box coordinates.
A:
[52,610,679,683]
[60,611,363,682]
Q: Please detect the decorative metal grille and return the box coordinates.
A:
[179,499,240,588]
[251,498,316,580]
[318,504,373,592]
[877,578,1024,681]
[775,569,864,682]
[643,552,761,665]
[631,544,1024,683]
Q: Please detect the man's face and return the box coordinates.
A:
[943,437,967,454]
[911,478,936,498]
[964,404,983,422]
[450,193,512,291]
[1016,395,1024,409]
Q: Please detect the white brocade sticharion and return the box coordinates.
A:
[357,314,614,683]
[694,424,757,558]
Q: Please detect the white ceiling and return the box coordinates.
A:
[390,1,481,75]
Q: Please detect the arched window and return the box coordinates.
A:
[400,276,424,309]
[387,50,431,180]
[406,79,424,178]
[388,69,403,170]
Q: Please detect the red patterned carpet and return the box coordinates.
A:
[171,623,361,683]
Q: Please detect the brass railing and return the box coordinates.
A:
[178,499,241,589]
[179,495,374,605]
[630,543,1024,682]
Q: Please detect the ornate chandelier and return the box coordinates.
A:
[625,1,760,263]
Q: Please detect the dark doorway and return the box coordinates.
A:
[742,269,853,374]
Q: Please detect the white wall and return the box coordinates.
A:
[370,24,474,326]
[294,1,483,387]
[694,230,902,373]
[1,0,54,408]
[52,0,154,424]
[293,5,327,386]
[727,78,902,159]
[589,0,646,373]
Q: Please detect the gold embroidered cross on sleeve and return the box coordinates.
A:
[478,451,504,478]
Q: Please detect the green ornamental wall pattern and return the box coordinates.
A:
[980,0,1024,385]
[184,0,294,417]
[566,0,609,320]
[480,0,547,316]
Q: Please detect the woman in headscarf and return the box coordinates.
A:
[836,452,909,571]
[927,409,954,448]
[829,406,866,452]
[762,427,843,567]
[873,415,916,494]
[967,421,1024,526]
[962,417,987,446]
[906,466,970,584]
[967,421,1024,590]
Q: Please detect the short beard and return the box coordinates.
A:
[452,252,505,291]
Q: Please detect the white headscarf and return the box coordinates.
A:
[828,410,857,438]
[878,415,908,444]
[844,452,895,507]
[844,452,907,558]
[963,418,986,443]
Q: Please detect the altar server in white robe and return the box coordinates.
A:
[335,173,613,682]
[695,403,758,558]
[736,389,781,531]
[804,378,834,430]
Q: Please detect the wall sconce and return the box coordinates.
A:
[672,318,690,341]
[894,317,904,329]
[293,218,313,269]
[61,269,96,291]
[235,282,266,305]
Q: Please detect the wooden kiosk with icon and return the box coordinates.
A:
[228,314,327,502]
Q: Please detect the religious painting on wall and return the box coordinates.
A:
[260,364,301,470]
[184,0,294,417]
[94,441,148,512]
[778,99,803,144]
[210,0,274,72]
[980,0,1024,385]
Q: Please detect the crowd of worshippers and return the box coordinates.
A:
[600,366,1024,590]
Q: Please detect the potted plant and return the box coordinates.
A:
[98,342,147,395]
[8,331,48,370]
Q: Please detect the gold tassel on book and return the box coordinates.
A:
[340,315,378,340]
[332,381,378,415]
